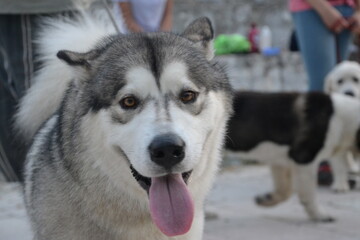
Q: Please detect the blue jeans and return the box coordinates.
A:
[292,5,354,91]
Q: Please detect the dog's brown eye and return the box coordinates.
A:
[353,77,359,83]
[338,79,344,85]
[120,96,138,109]
[180,91,198,104]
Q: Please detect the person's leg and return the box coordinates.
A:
[292,10,336,91]
[336,5,355,61]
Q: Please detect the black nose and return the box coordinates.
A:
[149,134,185,169]
[344,91,355,97]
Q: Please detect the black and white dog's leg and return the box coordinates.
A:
[293,164,334,222]
[330,152,350,192]
[347,151,360,174]
[255,165,292,207]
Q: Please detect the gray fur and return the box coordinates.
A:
[22,15,232,240]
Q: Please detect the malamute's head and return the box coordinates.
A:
[58,18,232,236]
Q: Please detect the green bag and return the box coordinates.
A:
[214,34,251,55]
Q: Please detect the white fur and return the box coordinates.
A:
[104,63,213,178]
[325,61,360,97]
[325,61,360,192]
[123,66,160,99]
[14,13,117,141]
[160,61,200,94]
[24,115,58,205]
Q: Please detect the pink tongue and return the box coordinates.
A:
[149,174,194,237]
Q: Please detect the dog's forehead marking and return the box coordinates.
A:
[124,66,160,98]
[122,62,198,100]
[160,61,199,94]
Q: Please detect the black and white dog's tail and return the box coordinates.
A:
[14,11,117,142]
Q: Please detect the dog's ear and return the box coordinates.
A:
[182,17,214,61]
[57,49,101,69]
[57,49,102,86]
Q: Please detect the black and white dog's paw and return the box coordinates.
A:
[310,214,336,223]
[255,193,282,207]
[331,182,350,193]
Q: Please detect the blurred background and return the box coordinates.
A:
[0,0,359,240]
[173,0,308,92]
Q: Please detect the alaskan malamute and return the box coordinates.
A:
[16,14,233,239]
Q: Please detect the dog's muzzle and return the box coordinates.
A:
[344,90,355,97]
[128,134,192,236]
[148,133,185,170]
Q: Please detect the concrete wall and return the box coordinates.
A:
[173,0,293,49]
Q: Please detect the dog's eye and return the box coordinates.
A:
[353,77,359,83]
[180,91,198,104]
[337,79,344,85]
[120,96,139,109]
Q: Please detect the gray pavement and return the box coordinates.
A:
[204,165,360,240]
[0,183,32,240]
[0,165,359,240]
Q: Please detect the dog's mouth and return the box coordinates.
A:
[130,165,192,193]
[343,90,356,97]
[130,165,194,237]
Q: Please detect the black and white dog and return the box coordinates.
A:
[226,91,360,222]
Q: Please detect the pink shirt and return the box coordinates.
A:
[289,0,355,12]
